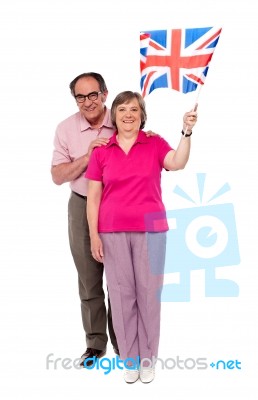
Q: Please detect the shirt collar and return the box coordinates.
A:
[106,130,149,148]
[79,108,113,132]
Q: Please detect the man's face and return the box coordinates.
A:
[74,77,108,125]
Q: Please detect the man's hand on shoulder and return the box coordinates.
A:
[87,137,110,157]
[145,130,160,137]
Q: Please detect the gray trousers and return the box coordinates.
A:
[68,191,117,351]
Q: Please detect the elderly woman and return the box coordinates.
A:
[85,91,197,384]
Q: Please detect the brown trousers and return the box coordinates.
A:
[68,191,117,351]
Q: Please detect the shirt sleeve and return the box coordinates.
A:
[156,136,174,167]
[51,125,71,165]
[85,148,103,181]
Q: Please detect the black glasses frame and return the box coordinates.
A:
[75,91,102,103]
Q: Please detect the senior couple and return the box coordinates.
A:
[51,72,198,383]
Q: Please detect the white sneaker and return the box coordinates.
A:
[124,369,139,384]
[140,367,155,383]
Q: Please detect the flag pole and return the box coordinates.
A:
[194,83,202,107]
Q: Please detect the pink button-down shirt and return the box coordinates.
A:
[51,109,114,196]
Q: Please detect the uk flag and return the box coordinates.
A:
[140,27,222,97]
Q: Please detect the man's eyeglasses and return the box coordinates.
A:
[75,91,102,103]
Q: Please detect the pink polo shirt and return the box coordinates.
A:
[51,109,114,196]
[85,130,173,232]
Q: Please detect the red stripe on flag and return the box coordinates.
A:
[196,28,222,50]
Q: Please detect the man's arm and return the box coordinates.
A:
[51,137,110,185]
[51,155,89,185]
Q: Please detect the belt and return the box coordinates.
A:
[72,191,87,200]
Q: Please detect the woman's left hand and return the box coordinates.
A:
[183,103,198,133]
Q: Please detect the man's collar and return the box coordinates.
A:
[79,108,113,132]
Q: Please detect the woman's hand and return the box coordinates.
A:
[182,103,198,134]
[90,234,104,263]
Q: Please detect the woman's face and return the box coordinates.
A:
[115,98,141,133]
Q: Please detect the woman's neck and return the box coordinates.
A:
[117,130,139,154]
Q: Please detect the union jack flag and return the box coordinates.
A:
[140,27,222,97]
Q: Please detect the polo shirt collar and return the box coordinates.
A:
[106,130,149,148]
[79,107,113,132]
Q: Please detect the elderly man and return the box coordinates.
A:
[51,72,118,366]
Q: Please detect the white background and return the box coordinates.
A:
[0,0,257,398]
